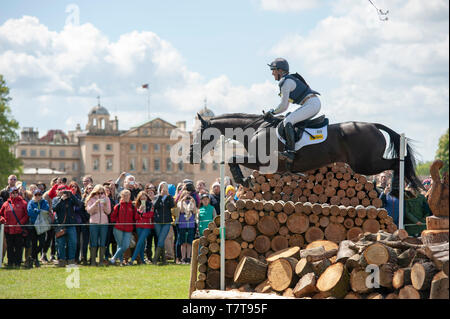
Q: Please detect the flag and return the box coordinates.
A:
[142,83,149,89]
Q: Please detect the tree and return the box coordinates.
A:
[0,74,22,183]
[415,161,433,178]
[435,128,449,173]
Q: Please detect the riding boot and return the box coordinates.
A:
[278,122,296,163]
[90,246,98,266]
[99,247,106,266]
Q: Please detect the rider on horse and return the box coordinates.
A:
[266,58,321,163]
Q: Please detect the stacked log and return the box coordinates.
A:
[193,231,449,299]
[240,163,383,209]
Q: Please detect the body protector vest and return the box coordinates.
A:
[279,73,320,105]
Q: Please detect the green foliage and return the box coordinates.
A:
[0,75,22,182]
[415,161,433,178]
[435,128,449,173]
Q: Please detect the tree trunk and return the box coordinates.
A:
[363,242,397,266]
[317,262,350,298]
[392,268,412,290]
[233,256,268,285]
[411,261,439,290]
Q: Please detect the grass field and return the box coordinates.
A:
[0,263,192,299]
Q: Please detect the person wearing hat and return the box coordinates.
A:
[0,187,29,268]
[266,58,321,163]
[26,189,50,267]
[198,193,216,242]
[225,185,236,207]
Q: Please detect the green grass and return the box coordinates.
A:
[0,263,192,299]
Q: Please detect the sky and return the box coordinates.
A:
[0,0,448,162]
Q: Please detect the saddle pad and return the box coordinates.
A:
[276,124,328,151]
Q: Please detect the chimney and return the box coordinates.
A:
[176,121,186,131]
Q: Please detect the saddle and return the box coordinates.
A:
[276,115,328,141]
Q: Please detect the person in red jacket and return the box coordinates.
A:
[128,191,154,265]
[0,187,29,268]
[109,189,136,266]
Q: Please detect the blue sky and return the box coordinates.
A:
[0,0,448,162]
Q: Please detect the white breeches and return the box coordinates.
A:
[283,96,321,126]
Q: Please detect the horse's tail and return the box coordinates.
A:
[374,123,423,192]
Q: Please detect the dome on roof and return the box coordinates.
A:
[198,105,215,118]
[89,105,110,116]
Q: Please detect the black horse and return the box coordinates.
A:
[189,113,423,194]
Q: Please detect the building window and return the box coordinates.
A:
[40,150,46,157]
[106,158,113,171]
[142,144,148,152]
[154,144,160,152]
[142,158,148,172]
[106,144,112,151]
[59,150,65,157]
[213,161,219,171]
[130,144,136,152]
[200,161,206,171]
[154,159,160,171]
[130,158,136,171]
[178,162,183,171]
[93,158,100,171]
[72,162,78,171]
[72,150,78,157]
[30,149,37,157]
[93,144,99,151]
[20,149,27,156]
[166,158,172,171]
[59,162,65,171]
[166,144,171,152]
[143,128,149,136]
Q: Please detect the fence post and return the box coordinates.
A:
[219,135,226,290]
[399,133,407,230]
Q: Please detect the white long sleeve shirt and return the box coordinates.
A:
[274,78,297,114]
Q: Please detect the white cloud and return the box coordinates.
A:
[270,0,448,161]
[257,0,322,12]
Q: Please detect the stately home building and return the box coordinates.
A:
[13,103,241,189]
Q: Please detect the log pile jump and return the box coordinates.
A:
[190,163,449,299]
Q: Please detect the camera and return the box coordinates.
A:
[185,183,195,193]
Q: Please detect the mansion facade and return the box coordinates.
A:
[13,103,236,188]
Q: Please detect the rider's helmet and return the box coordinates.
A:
[268,58,289,72]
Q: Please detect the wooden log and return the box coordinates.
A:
[309,214,319,224]
[347,206,356,218]
[273,201,284,213]
[195,280,205,290]
[312,258,332,277]
[398,285,421,299]
[317,263,350,298]
[363,243,397,266]
[347,227,363,241]
[295,258,315,277]
[362,219,380,234]
[289,234,305,248]
[279,225,289,236]
[191,290,294,299]
[350,197,359,207]
[366,293,384,299]
[371,197,383,208]
[266,246,301,262]
[336,216,345,224]
[287,213,310,234]
[350,269,372,294]
[276,212,288,225]
[354,217,364,226]
[257,215,280,236]
[345,254,362,272]
[241,241,248,249]
[225,219,243,240]
[244,210,259,226]
[267,257,298,292]
[271,235,289,252]
[207,254,220,270]
[336,240,357,263]
[254,235,271,254]
[319,216,330,228]
[241,225,257,243]
[233,256,268,285]
[421,242,449,273]
[344,292,362,299]
[293,272,318,298]
[324,223,347,243]
[426,216,449,230]
[206,270,221,289]
[385,293,398,299]
[198,253,208,265]
[239,248,259,261]
[397,248,416,268]
[254,279,272,293]
[430,271,449,299]
[411,261,439,290]
[305,227,325,243]
[421,230,449,245]
[340,197,351,207]
[379,263,397,288]
[225,240,241,260]
[343,218,354,229]
[230,211,240,220]
[393,268,412,290]
[377,208,388,219]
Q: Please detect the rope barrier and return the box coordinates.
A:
[1,220,215,228]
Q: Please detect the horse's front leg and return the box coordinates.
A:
[228,155,258,188]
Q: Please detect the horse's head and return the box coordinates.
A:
[189,113,211,164]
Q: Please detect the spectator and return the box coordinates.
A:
[177,191,197,264]
[41,177,58,263]
[225,185,236,206]
[75,183,92,265]
[404,187,432,237]
[198,193,217,239]
[2,175,18,193]
[153,182,174,265]
[81,175,94,193]
[103,183,117,261]
[235,184,245,200]
[26,189,50,268]
[52,185,82,267]
[144,183,157,263]
[110,189,136,266]
[86,184,111,266]
[166,184,177,263]
[379,183,399,227]
[196,180,207,193]
[36,181,47,194]
[0,187,28,268]
[209,182,221,215]
[422,177,432,198]
[129,191,154,265]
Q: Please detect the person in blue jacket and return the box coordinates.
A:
[27,189,50,267]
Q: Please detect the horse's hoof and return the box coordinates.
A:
[242,177,254,189]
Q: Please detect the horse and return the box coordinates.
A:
[189,113,423,195]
